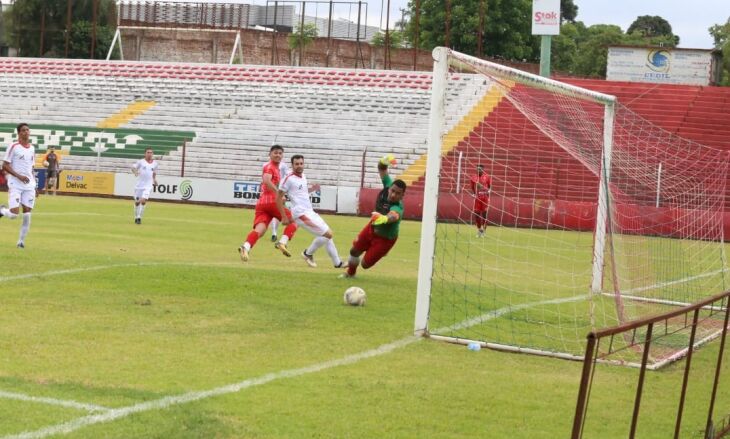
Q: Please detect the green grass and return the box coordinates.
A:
[0,195,728,438]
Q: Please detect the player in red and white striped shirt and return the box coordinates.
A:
[0,123,37,248]
[238,145,297,262]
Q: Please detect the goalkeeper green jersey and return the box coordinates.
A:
[373,174,404,240]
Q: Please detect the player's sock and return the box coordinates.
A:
[325,239,342,267]
[134,204,140,218]
[138,204,146,219]
[245,231,259,249]
[347,255,359,276]
[282,223,297,241]
[306,236,328,256]
[2,207,18,219]
[243,242,252,251]
[18,213,31,243]
[278,235,289,245]
[270,218,279,237]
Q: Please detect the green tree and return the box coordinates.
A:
[627,15,679,45]
[407,0,540,61]
[5,0,116,58]
[572,24,624,77]
[68,20,115,59]
[560,0,578,23]
[288,22,318,50]
[371,30,406,49]
[288,23,318,66]
[551,21,586,74]
[709,17,730,85]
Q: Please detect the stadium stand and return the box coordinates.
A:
[0,58,487,188]
[0,57,727,202]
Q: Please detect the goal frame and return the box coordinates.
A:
[106,26,244,64]
[413,47,617,347]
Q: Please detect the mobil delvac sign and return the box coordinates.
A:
[606,46,714,85]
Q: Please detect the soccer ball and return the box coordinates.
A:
[343,286,367,306]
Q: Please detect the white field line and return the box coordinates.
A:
[0,261,240,283]
[1,290,578,438]
[0,391,109,413]
[622,268,729,295]
[33,212,239,226]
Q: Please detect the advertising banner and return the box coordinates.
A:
[532,0,560,35]
[607,47,713,85]
[114,174,338,211]
[59,171,115,195]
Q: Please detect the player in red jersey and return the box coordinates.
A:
[470,164,492,237]
[238,145,297,262]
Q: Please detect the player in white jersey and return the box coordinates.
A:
[0,123,37,248]
[277,155,343,268]
[131,148,158,224]
[267,160,289,242]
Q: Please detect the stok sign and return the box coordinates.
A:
[531,0,560,35]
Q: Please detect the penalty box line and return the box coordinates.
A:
[0,391,109,413]
[3,294,584,439]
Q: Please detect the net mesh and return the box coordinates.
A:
[425,50,729,364]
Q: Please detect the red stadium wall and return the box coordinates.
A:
[359,188,730,239]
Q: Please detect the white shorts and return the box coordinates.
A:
[134,187,152,202]
[295,210,330,236]
[8,187,35,210]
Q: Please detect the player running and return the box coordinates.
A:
[342,154,406,278]
[0,123,37,248]
[470,164,492,237]
[239,145,297,262]
[131,148,158,224]
[278,154,343,268]
[267,159,289,242]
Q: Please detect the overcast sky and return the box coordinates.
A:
[152,0,727,49]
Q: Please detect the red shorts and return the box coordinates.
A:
[253,202,292,228]
[474,197,489,213]
[352,222,397,269]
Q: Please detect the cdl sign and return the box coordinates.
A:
[532,0,561,35]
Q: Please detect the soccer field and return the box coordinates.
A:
[0,195,727,438]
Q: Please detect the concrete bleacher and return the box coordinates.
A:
[0,58,486,188]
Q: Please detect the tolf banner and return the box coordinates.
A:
[531,0,560,36]
[114,174,338,211]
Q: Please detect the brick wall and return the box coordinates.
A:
[120,27,538,73]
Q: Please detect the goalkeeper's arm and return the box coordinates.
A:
[378,154,397,179]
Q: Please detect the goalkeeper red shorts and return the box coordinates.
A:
[474,197,489,212]
[253,202,292,228]
[352,223,397,269]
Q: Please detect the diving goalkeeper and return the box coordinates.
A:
[341,154,406,278]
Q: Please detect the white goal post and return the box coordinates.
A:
[414,47,729,365]
[107,26,244,64]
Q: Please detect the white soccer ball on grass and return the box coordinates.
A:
[343,286,367,306]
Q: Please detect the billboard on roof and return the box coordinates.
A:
[607,46,718,85]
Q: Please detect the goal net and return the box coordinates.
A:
[415,48,729,366]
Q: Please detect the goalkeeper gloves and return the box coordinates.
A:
[379,154,397,167]
[371,212,389,225]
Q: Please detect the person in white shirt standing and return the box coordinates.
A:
[0,123,37,248]
[277,154,343,268]
[131,148,158,225]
